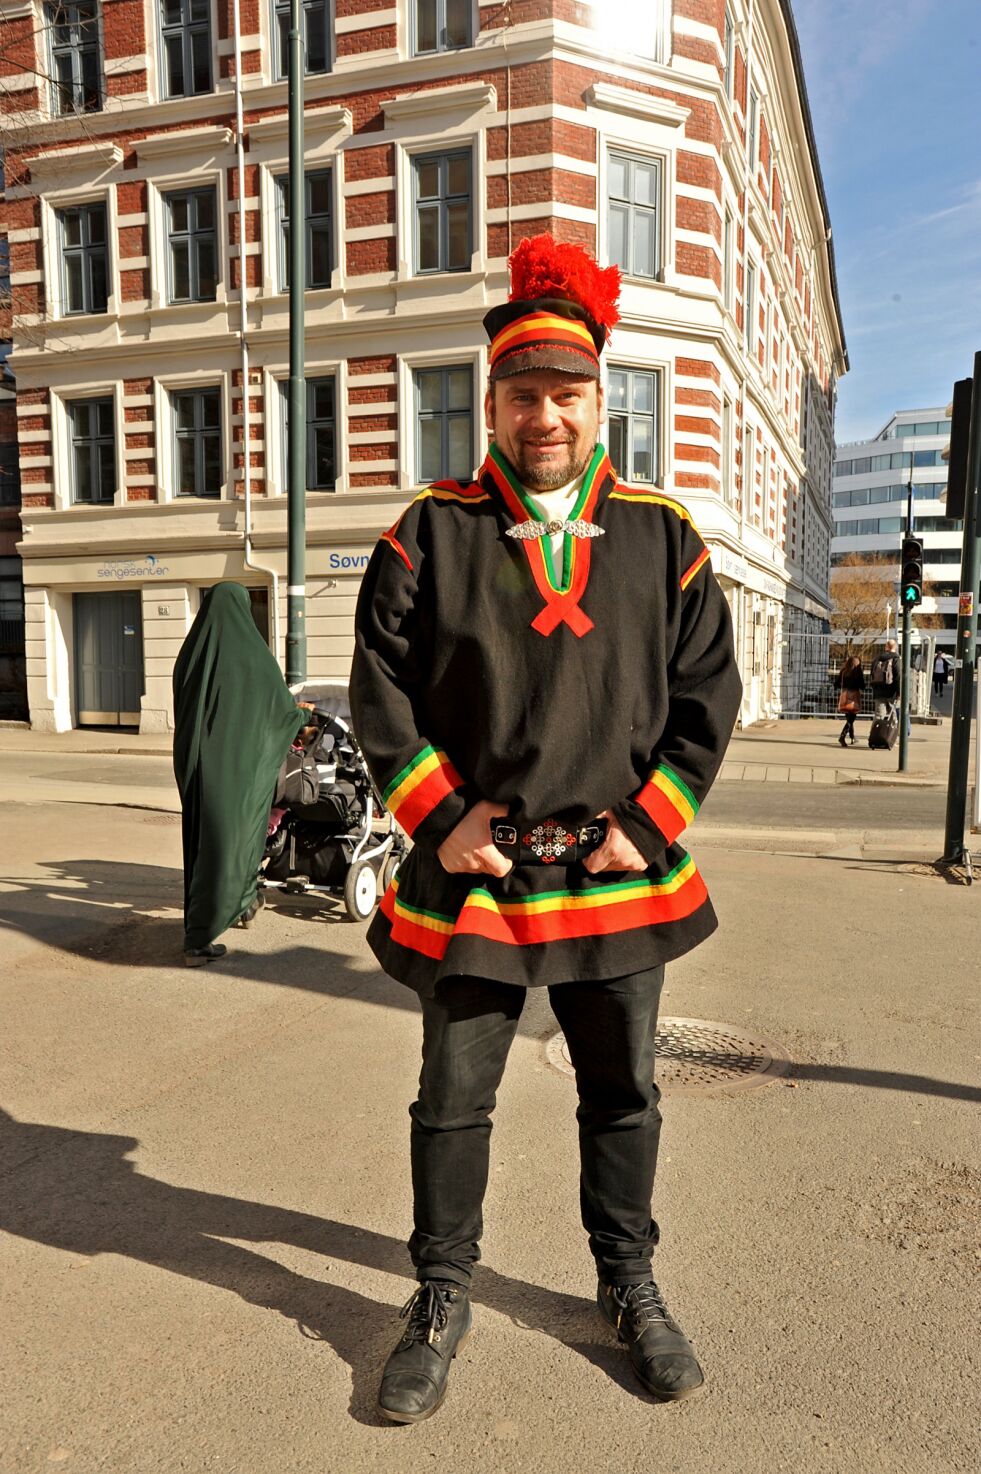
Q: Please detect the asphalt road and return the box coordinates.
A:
[0,751,956,835]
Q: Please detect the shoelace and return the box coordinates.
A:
[612,1282,672,1330]
[398,1281,455,1347]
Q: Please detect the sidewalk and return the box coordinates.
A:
[722,716,968,788]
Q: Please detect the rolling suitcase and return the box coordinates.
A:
[868,711,899,750]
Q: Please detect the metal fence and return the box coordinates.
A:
[778,631,934,719]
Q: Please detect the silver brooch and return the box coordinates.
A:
[506,520,605,541]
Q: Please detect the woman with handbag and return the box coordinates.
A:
[837,654,864,746]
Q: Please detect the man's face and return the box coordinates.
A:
[484,371,604,491]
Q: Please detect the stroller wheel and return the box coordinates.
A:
[344,860,378,922]
[381,852,401,894]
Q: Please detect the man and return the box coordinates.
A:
[870,638,901,718]
[350,236,742,1423]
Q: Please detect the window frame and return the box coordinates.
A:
[57,199,109,316]
[0,442,20,507]
[723,205,734,313]
[606,364,662,488]
[158,0,213,101]
[723,7,735,99]
[273,0,333,80]
[744,259,757,359]
[46,0,104,117]
[171,384,223,498]
[165,186,219,305]
[412,362,475,485]
[276,167,334,293]
[279,374,337,492]
[607,149,663,283]
[411,0,475,58]
[411,147,473,277]
[67,394,116,505]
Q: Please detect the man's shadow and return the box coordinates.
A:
[0,1109,635,1426]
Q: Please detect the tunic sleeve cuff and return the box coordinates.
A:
[612,762,700,861]
[382,744,472,847]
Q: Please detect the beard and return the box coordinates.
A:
[512,435,595,491]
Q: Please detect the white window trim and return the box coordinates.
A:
[267,0,336,82]
[401,0,479,62]
[259,158,345,298]
[154,371,231,503]
[147,166,228,311]
[398,350,482,493]
[395,130,486,283]
[50,382,124,512]
[600,144,669,286]
[39,183,118,322]
[264,357,349,495]
[602,354,671,490]
[154,0,219,105]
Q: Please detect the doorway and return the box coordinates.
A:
[74,591,145,727]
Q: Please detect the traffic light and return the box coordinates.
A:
[901,536,923,607]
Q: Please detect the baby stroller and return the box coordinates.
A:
[260,682,407,921]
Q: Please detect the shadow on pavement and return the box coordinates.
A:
[0,1108,632,1426]
[785,1063,981,1103]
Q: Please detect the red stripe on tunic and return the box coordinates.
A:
[453,873,708,946]
[392,758,464,837]
[635,783,686,845]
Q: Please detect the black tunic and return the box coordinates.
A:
[350,443,742,995]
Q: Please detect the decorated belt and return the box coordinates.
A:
[491,817,608,866]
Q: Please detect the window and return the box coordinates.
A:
[277,170,333,291]
[723,207,734,311]
[413,151,472,274]
[58,202,108,315]
[0,240,10,299]
[743,424,755,508]
[274,0,331,78]
[851,456,871,474]
[281,376,336,491]
[747,88,758,168]
[913,448,943,468]
[47,1,102,115]
[723,7,734,97]
[173,387,221,497]
[166,189,217,303]
[0,556,24,632]
[834,458,852,476]
[607,367,660,485]
[722,396,734,503]
[415,366,473,483]
[160,0,212,99]
[68,397,115,504]
[413,0,472,55]
[0,443,19,505]
[608,152,661,280]
[744,261,756,355]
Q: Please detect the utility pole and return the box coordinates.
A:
[942,358,981,868]
[898,453,915,771]
[285,0,307,687]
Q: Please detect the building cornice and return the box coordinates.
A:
[136,125,233,163]
[28,142,124,182]
[382,81,497,123]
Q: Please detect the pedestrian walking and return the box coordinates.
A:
[837,654,864,746]
[172,583,303,965]
[869,638,901,719]
[350,235,742,1423]
[933,651,950,698]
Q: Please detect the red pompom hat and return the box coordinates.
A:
[483,235,621,381]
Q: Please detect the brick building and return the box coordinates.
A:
[0,0,846,731]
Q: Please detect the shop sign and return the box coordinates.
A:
[718,549,749,583]
[326,549,372,572]
[98,554,171,581]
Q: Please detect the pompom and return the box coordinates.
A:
[508,234,621,337]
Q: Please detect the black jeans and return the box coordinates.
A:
[408,965,666,1290]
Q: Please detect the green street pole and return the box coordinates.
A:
[942,354,981,864]
[285,0,306,687]
[898,454,914,771]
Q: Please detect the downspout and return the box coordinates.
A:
[738,0,756,725]
[233,0,281,661]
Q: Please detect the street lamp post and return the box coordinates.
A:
[285,0,306,688]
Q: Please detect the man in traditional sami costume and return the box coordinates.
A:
[350,235,742,1422]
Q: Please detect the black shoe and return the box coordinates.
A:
[238,892,265,929]
[838,734,847,747]
[182,942,227,967]
[598,1280,704,1401]
[377,1281,472,1424]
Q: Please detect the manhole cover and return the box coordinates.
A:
[545,1017,792,1096]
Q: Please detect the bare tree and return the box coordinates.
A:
[831,553,896,652]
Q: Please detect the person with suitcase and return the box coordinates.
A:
[868,639,900,750]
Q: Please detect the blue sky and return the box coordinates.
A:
[792,0,981,444]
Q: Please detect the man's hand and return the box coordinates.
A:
[582,811,648,875]
[437,800,513,876]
